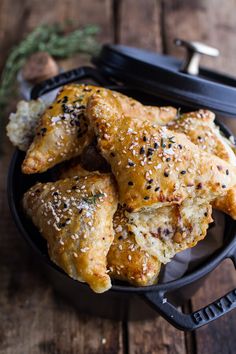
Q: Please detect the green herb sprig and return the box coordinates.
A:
[0,22,100,111]
[83,193,105,205]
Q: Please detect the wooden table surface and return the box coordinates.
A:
[1,1,236,353]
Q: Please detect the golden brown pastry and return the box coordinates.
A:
[22,84,177,174]
[127,198,212,264]
[23,173,118,293]
[87,91,236,212]
[168,110,236,219]
[22,84,97,174]
[108,207,161,286]
[59,161,93,179]
[59,163,212,285]
[167,110,236,164]
[59,164,161,286]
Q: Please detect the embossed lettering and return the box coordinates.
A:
[204,306,215,319]
[192,311,203,324]
[225,295,233,307]
[214,300,224,313]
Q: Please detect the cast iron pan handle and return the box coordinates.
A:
[31,66,111,99]
[143,249,236,331]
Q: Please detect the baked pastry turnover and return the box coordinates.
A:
[15,84,236,292]
[59,165,161,286]
[23,173,118,293]
[22,84,176,174]
[87,91,236,212]
[168,109,236,219]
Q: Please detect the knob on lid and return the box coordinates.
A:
[93,41,236,117]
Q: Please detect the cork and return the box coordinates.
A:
[22,51,59,84]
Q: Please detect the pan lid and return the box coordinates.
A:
[93,39,236,117]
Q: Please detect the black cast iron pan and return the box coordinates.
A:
[8,66,236,331]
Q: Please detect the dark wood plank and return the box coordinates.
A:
[128,316,187,354]
[118,1,187,352]
[191,260,236,354]
[118,0,162,51]
[0,1,124,353]
[0,0,114,71]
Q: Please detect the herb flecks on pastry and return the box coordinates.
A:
[22,84,176,174]
[59,164,161,286]
[87,91,236,212]
[23,173,118,293]
[168,109,236,219]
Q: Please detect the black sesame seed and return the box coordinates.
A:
[128,161,135,166]
[62,96,68,103]
[53,192,59,196]
[166,157,171,162]
[128,181,134,186]
[164,228,170,236]
[110,152,116,157]
[146,185,151,190]
[226,169,229,175]
[144,196,149,200]
[147,148,154,157]
[63,203,68,209]
[178,144,183,149]
[118,236,123,240]
[143,136,147,142]
[148,179,153,184]
[154,142,158,149]
[204,212,208,217]
[164,171,169,177]
[196,183,203,190]
[72,186,77,190]
[222,184,226,188]
[79,209,83,214]
[140,147,145,154]
[48,106,53,109]
[180,170,186,175]
[155,187,160,191]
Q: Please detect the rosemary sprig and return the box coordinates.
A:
[0,22,100,111]
[83,193,105,205]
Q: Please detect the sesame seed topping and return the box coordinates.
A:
[140,147,145,154]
